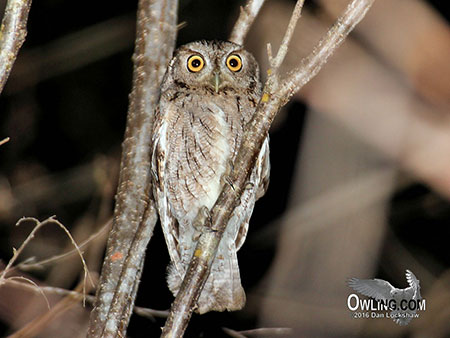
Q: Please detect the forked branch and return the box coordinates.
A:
[229,0,266,46]
[161,0,375,336]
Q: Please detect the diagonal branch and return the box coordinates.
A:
[279,0,375,101]
[229,0,266,45]
[161,0,375,336]
[269,0,305,70]
[87,0,178,337]
[0,0,32,94]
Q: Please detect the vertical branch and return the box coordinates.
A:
[0,0,33,94]
[229,0,266,45]
[87,0,178,337]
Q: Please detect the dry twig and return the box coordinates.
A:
[17,219,111,272]
[223,327,293,338]
[0,216,93,301]
[8,279,90,338]
[161,0,375,336]
[0,137,10,146]
[5,278,169,320]
[0,0,32,94]
[229,0,266,45]
[87,0,178,336]
[6,276,51,310]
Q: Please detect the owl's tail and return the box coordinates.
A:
[167,244,245,314]
[197,245,245,314]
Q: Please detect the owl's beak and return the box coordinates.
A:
[211,71,221,93]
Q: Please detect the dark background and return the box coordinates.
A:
[0,1,448,337]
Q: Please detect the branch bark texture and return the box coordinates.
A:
[87,0,178,337]
[0,0,32,94]
[161,0,375,336]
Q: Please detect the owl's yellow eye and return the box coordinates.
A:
[226,54,242,72]
[187,55,205,72]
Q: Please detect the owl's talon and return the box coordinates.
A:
[193,206,211,231]
[192,232,201,242]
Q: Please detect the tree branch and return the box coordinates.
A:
[0,137,10,146]
[229,0,266,45]
[280,0,375,101]
[0,0,32,94]
[269,0,305,71]
[5,279,170,320]
[161,0,375,336]
[87,0,178,337]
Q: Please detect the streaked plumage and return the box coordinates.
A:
[151,40,270,313]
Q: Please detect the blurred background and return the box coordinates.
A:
[0,0,449,337]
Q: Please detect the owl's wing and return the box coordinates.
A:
[255,137,270,200]
[348,278,395,301]
[151,105,183,275]
[234,136,270,251]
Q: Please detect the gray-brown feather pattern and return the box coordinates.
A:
[151,40,270,313]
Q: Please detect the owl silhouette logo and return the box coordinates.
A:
[347,270,425,325]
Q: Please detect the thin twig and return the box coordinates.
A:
[161,0,375,336]
[223,327,293,337]
[271,0,305,70]
[235,327,293,336]
[8,279,91,338]
[0,137,10,146]
[229,0,266,45]
[6,276,51,310]
[0,0,32,94]
[222,327,247,338]
[87,0,178,336]
[0,216,94,302]
[17,219,111,271]
[280,0,375,101]
[5,278,169,320]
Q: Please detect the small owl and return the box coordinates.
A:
[151,40,270,314]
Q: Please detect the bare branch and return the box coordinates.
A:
[87,0,178,336]
[0,216,93,302]
[8,279,91,338]
[271,0,305,70]
[6,276,51,310]
[0,137,10,146]
[161,0,375,336]
[238,327,293,336]
[229,0,266,45]
[280,0,376,101]
[5,278,169,320]
[223,327,293,337]
[0,0,32,94]
[17,219,111,271]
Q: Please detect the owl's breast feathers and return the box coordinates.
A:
[152,87,270,313]
[160,91,241,221]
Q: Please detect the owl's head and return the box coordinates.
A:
[163,40,261,94]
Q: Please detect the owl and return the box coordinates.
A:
[151,40,270,314]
